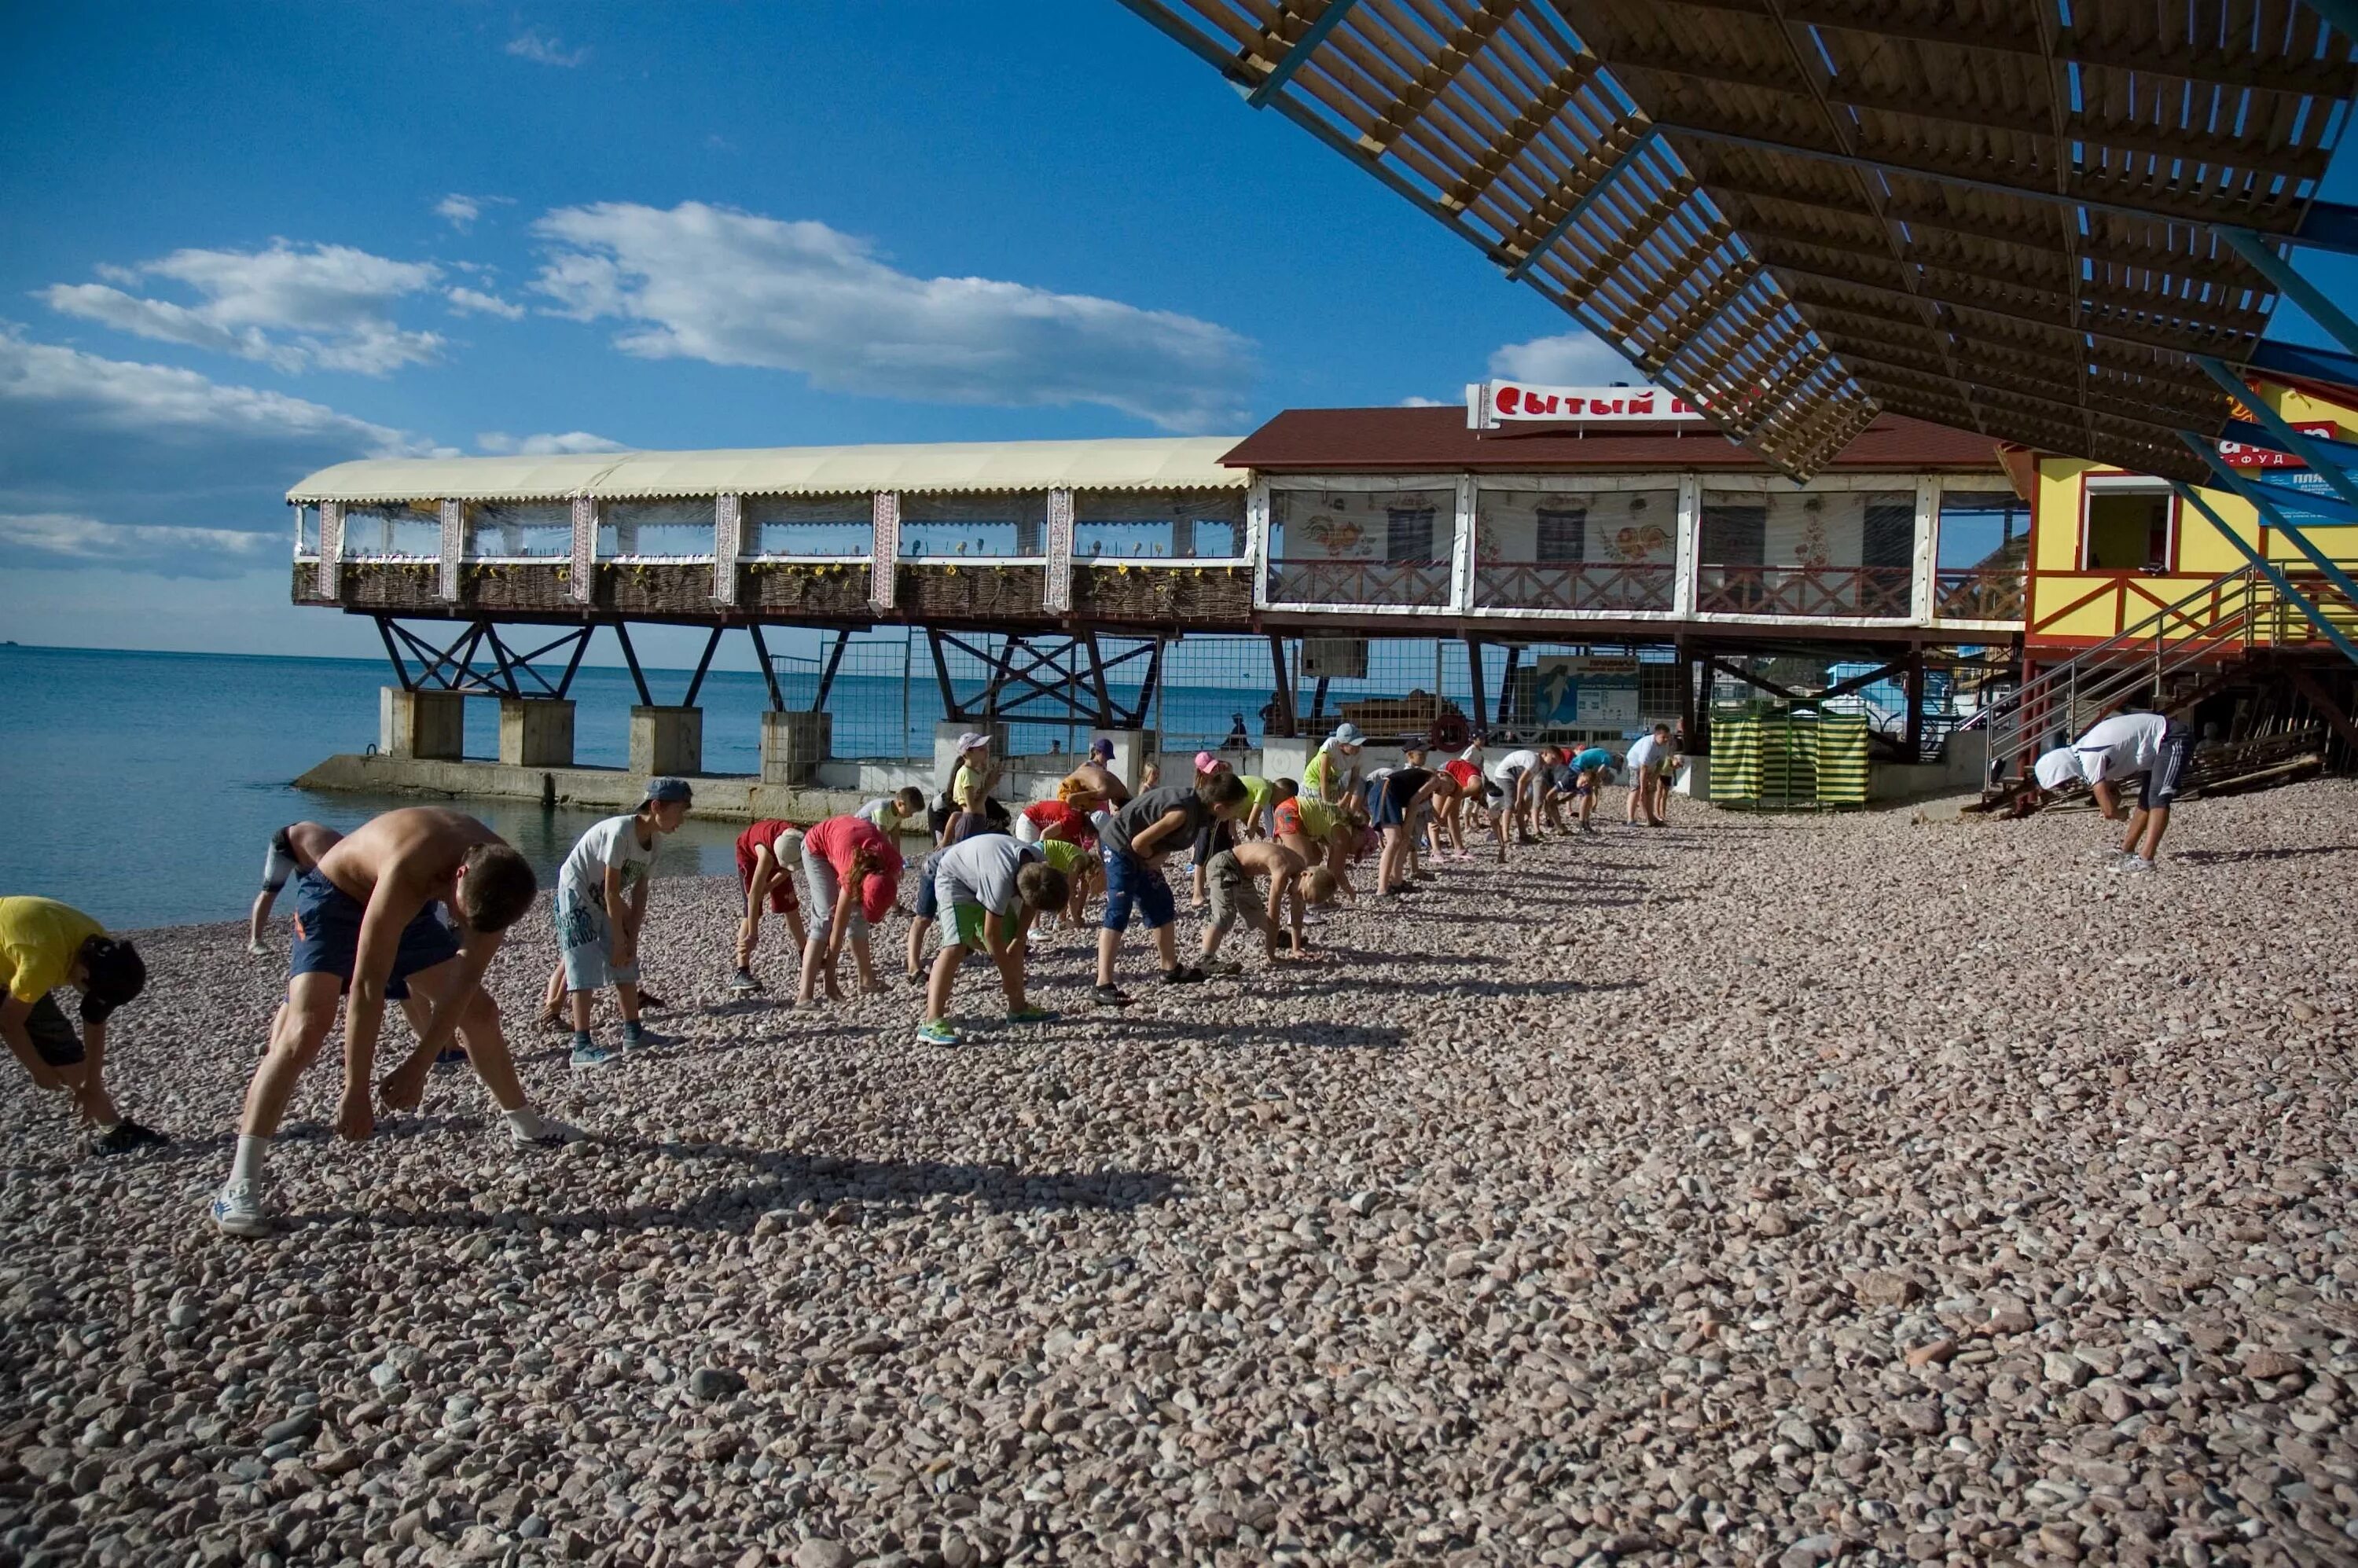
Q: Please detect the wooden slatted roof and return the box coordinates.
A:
[1120,0,2358,480]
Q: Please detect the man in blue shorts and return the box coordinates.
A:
[1093,772,1250,1007]
[248,821,340,956]
[211,807,571,1238]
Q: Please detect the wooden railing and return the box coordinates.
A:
[1695,564,1912,618]
[1932,565,2026,622]
[1474,560,1675,612]
[1266,557,1453,607]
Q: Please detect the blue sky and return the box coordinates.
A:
[3,2,2351,668]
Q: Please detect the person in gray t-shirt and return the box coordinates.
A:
[918,835,1068,1046]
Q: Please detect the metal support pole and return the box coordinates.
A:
[2214,228,2358,359]
[2169,482,2358,666]
[374,615,414,691]
[1135,639,1166,733]
[1466,638,1488,731]
[746,623,785,711]
[1904,650,1926,759]
[811,629,852,712]
[681,626,725,708]
[2196,355,2358,520]
[1266,633,1298,739]
[927,630,960,722]
[1082,629,1118,728]
[612,623,653,707]
[1496,644,1521,727]
[556,626,593,700]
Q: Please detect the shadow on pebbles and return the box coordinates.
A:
[4,780,2357,1566]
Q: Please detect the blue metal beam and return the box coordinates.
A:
[2294,200,2358,255]
[2246,337,2358,387]
[2198,355,2358,519]
[2179,431,2358,617]
[2170,482,2358,666]
[2217,227,2358,359]
[2298,1,2358,52]
[1508,127,1659,282]
[1247,0,1364,108]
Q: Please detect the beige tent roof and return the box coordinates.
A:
[287,437,1250,503]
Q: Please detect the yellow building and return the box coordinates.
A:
[2017,376,2358,655]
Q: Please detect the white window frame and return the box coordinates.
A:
[2080,475,2179,573]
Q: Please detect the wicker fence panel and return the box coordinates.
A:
[332,563,446,612]
[594,564,722,615]
[291,562,336,606]
[1071,564,1254,626]
[736,564,876,619]
[897,565,1047,621]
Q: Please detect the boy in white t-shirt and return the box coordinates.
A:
[552,780,691,1067]
[1624,725,1677,826]
[2031,711,2192,871]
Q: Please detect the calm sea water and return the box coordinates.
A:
[0,645,1274,930]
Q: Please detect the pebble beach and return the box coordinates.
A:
[3,782,2355,1567]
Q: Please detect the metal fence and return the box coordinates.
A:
[764,631,1691,761]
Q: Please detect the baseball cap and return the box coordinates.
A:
[2032,748,2081,792]
[1089,736,1115,759]
[1328,722,1366,748]
[645,777,694,805]
[956,731,990,753]
[1194,750,1224,775]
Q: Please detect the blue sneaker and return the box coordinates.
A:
[571,1041,615,1070]
[619,1025,665,1052]
[915,1019,962,1046]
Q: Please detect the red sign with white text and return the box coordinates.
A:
[1467,380,1707,429]
[2218,421,2338,468]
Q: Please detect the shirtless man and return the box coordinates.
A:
[248,821,340,954]
[1059,736,1133,812]
[211,808,568,1237]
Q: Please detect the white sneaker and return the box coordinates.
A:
[509,1112,581,1149]
[2117,855,2157,876]
[211,1179,271,1238]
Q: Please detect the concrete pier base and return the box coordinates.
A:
[760,711,832,785]
[630,706,702,777]
[380,687,465,761]
[499,698,575,769]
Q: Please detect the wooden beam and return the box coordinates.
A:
[1360,0,1520,154]
[2285,665,2358,756]
[1656,112,2308,233]
[1440,53,1603,211]
[1771,263,2258,362]
[1653,0,2356,97]
[1602,41,2330,178]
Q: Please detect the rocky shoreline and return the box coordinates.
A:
[2,782,2353,1566]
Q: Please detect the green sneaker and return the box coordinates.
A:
[1005,1006,1059,1026]
[915,1019,963,1046]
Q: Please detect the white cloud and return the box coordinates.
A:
[39,241,446,375]
[435,193,513,231]
[0,328,433,575]
[1397,395,1445,407]
[1488,330,1636,386]
[530,200,1253,431]
[507,28,589,67]
[478,430,628,455]
[446,285,526,320]
[0,512,280,577]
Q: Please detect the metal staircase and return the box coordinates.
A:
[1963,561,2358,786]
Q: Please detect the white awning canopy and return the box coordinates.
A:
[287,437,1250,504]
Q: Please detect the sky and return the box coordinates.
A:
[2,2,2351,670]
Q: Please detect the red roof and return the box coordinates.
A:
[1221,406,2003,474]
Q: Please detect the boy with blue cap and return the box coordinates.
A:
[556,778,692,1068]
[1566,745,1618,834]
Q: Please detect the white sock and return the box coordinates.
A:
[504,1107,553,1139]
[230,1135,269,1186]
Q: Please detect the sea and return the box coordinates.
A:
[0,644,1274,930]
